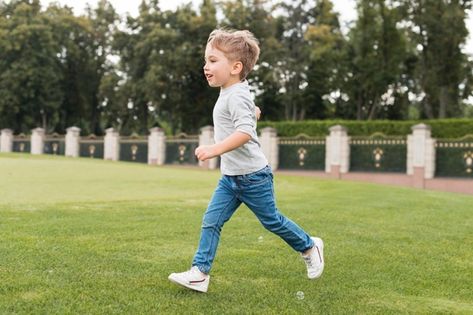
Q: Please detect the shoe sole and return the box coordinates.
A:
[168,274,208,293]
[309,237,324,279]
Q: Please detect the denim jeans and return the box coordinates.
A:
[192,165,314,274]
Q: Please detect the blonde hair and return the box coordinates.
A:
[207,29,260,80]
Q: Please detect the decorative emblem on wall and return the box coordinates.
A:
[298,147,307,166]
[373,147,384,168]
[131,144,138,160]
[52,143,58,154]
[178,144,187,162]
[464,151,473,173]
[88,145,96,158]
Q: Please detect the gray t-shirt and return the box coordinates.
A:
[213,81,268,175]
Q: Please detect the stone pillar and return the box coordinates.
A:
[325,125,350,179]
[198,126,218,169]
[260,127,279,170]
[104,128,120,161]
[0,129,13,153]
[407,123,436,188]
[65,126,81,158]
[148,127,166,165]
[31,128,45,155]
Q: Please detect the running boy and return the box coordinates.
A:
[168,29,324,293]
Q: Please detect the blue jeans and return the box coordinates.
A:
[192,165,314,274]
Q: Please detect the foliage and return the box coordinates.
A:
[0,0,63,133]
[342,0,409,120]
[112,0,218,134]
[0,0,472,134]
[399,0,473,119]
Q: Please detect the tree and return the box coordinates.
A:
[220,0,285,121]
[81,0,119,134]
[0,0,63,133]
[114,0,218,134]
[304,0,346,119]
[275,0,314,121]
[0,0,119,134]
[2,0,472,133]
[343,0,408,120]
[401,0,472,118]
[44,4,101,134]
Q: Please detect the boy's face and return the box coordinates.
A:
[204,43,242,89]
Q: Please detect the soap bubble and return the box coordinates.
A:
[296,291,305,300]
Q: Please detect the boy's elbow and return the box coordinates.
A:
[238,131,252,142]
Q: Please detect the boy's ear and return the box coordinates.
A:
[231,61,243,76]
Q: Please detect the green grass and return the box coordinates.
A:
[1,153,472,314]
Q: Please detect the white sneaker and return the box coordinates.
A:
[168,266,210,293]
[301,237,324,279]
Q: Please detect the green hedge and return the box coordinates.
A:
[258,119,473,138]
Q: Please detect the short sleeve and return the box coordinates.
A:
[227,91,256,136]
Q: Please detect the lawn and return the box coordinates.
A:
[1,153,472,314]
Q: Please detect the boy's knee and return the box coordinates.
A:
[202,220,223,232]
[262,217,284,232]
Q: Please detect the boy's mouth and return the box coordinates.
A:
[205,73,213,80]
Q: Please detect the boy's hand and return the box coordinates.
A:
[196,132,250,161]
[255,106,261,120]
[195,145,218,161]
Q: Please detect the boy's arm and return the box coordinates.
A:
[196,93,259,161]
[195,131,251,161]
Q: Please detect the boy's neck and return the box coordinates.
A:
[222,77,244,89]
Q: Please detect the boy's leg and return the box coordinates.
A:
[192,175,241,274]
[238,166,313,252]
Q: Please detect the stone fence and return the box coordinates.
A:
[1,124,472,191]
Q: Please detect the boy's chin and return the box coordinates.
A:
[207,81,221,88]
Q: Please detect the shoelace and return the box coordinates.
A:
[303,255,315,268]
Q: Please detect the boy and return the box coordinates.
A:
[168,29,324,293]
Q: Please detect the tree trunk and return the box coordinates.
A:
[89,80,101,134]
[16,112,22,133]
[417,13,435,120]
[422,96,435,119]
[356,93,364,120]
[299,106,306,120]
[368,97,379,120]
[42,113,47,131]
[284,99,290,120]
[438,86,448,119]
[141,102,149,134]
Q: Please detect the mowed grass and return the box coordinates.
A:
[1,153,472,314]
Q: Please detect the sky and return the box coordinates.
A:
[38,0,358,26]
[26,0,473,54]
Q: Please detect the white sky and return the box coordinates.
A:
[38,0,358,23]
[14,0,473,54]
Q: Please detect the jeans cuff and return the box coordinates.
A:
[193,264,208,275]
